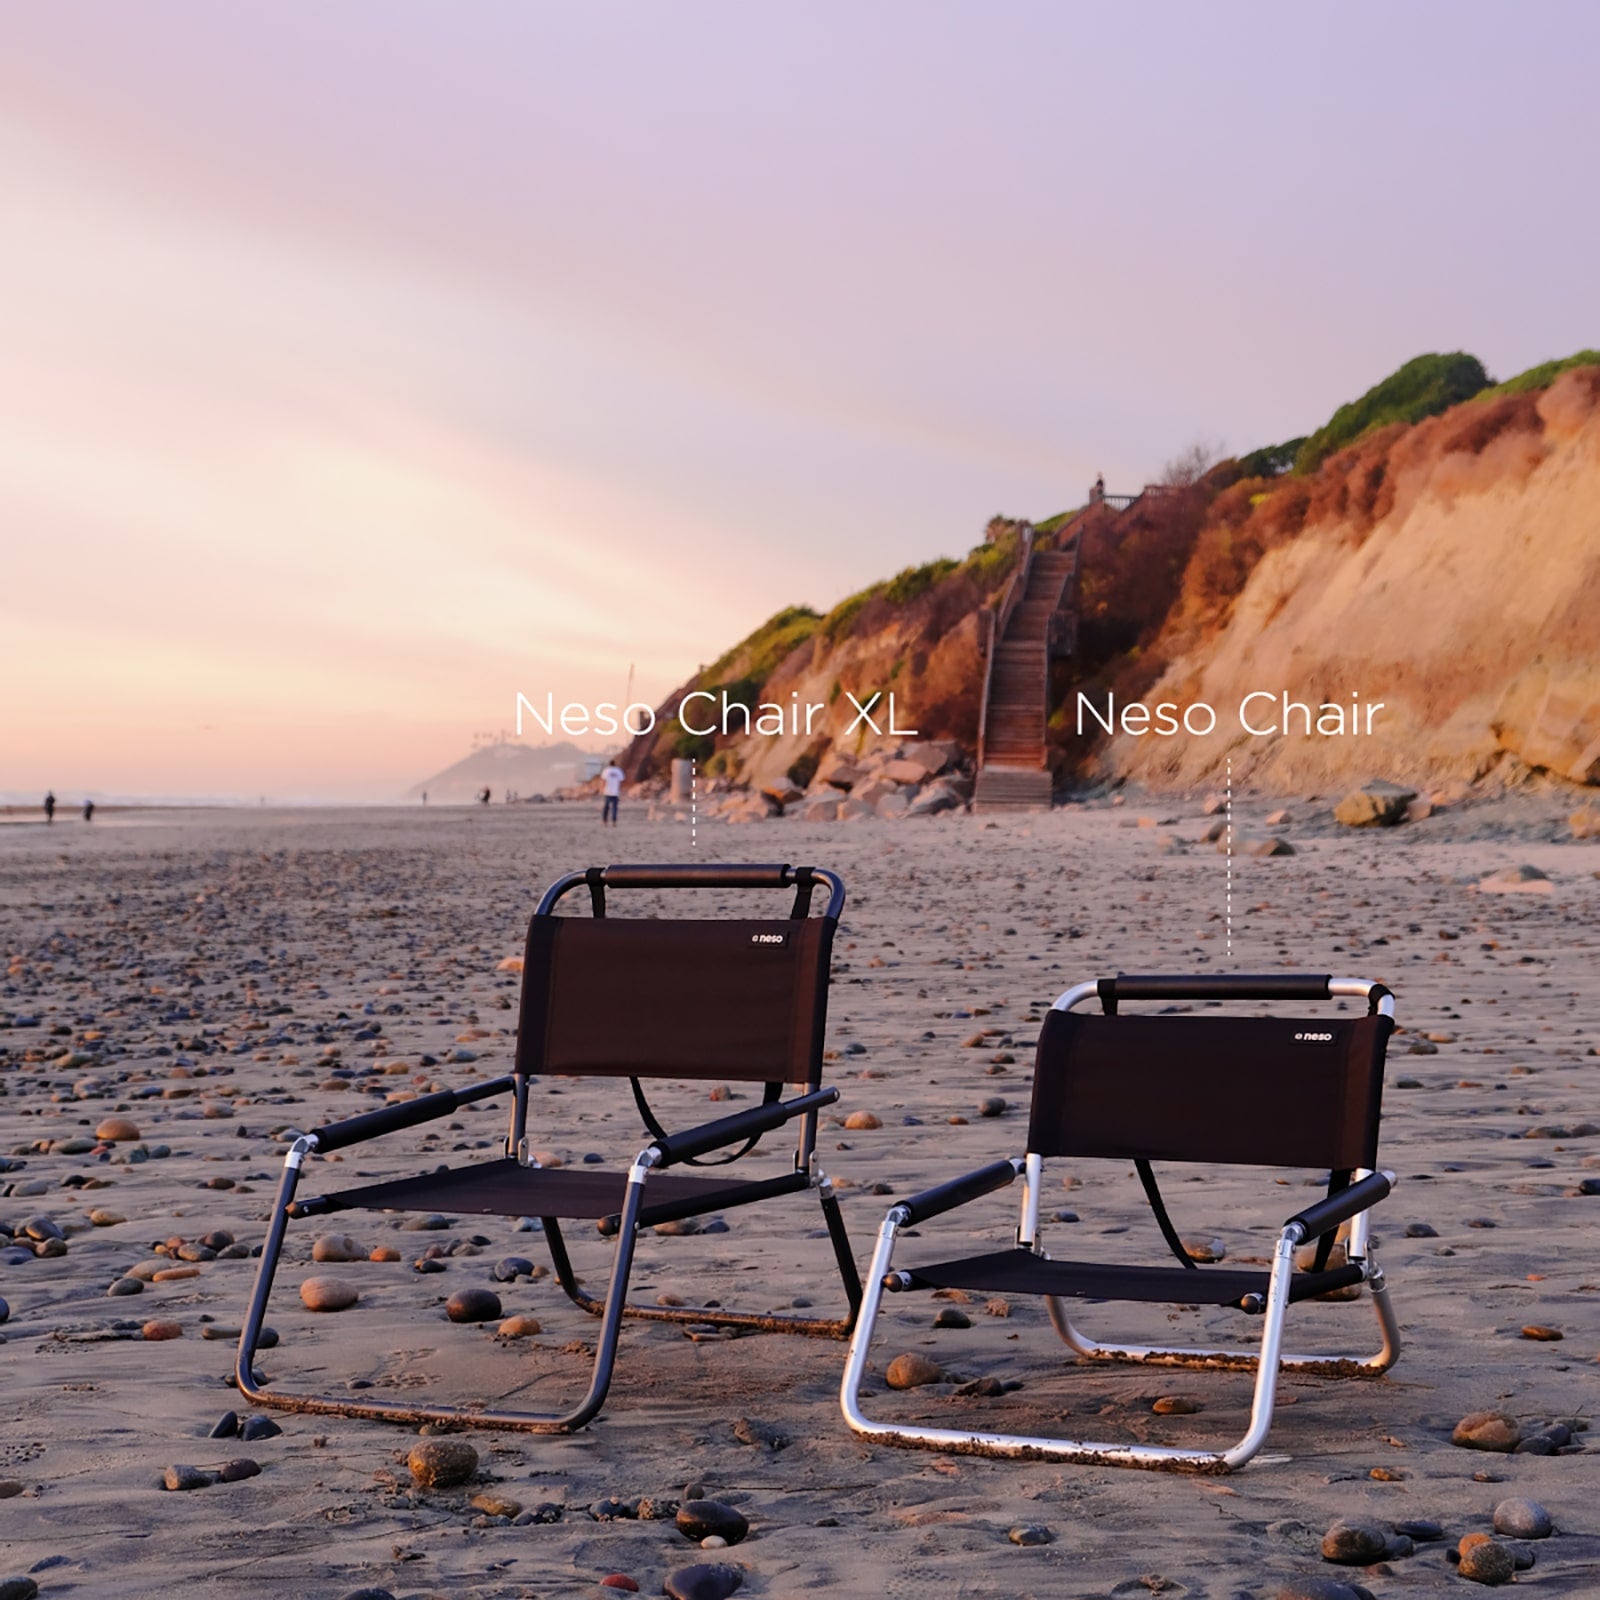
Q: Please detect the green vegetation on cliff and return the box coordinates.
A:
[1235,436,1306,479]
[658,604,823,765]
[1294,352,1489,473]
[703,604,820,685]
[1481,350,1600,399]
[817,532,1021,644]
[630,528,1024,780]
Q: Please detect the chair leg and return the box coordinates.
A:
[1047,1248,1402,1379]
[820,1178,864,1331]
[235,1147,653,1433]
[545,1172,862,1339]
[841,1214,1303,1472]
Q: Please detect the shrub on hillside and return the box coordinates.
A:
[1481,349,1600,399]
[1235,436,1306,478]
[1071,474,1224,673]
[1294,352,1489,473]
[703,605,820,685]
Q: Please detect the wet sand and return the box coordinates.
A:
[1,800,1597,1597]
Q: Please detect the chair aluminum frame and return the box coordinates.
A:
[840,975,1401,1473]
[236,862,863,1433]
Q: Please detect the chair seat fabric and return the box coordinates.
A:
[899,1247,1364,1307]
[308,1158,802,1221]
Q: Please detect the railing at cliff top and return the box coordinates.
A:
[1085,483,1183,517]
[976,526,1034,769]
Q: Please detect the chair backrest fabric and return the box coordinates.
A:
[515,915,835,1086]
[1028,1010,1393,1170]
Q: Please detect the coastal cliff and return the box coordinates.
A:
[618,353,1600,805]
[1098,365,1600,792]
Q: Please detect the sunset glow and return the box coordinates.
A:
[2,3,1596,798]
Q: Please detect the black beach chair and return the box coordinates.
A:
[841,973,1400,1472]
[237,863,861,1432]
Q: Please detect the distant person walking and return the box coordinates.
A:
[479,786,491,806]
[43,791,55,824]
[1091,473,1105,504]
[600,760,625,826]
[83,799,95,823]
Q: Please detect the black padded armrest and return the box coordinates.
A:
[1284,1170,1394,1241]
[896,1159,1021,1225]
[601,863,795,889]
[650,1087,837,1167]
[1105,973,1333,1004]
[311,1077,513,1153]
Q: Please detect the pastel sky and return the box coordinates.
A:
[2,3,1596,801]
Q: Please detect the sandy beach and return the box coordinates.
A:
[2,799,1598,1598]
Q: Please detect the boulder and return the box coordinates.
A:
[1245,836,1296,857]
[837,798,874,821]
[816,761,863,791]
[853,776,901,806]
[1334,781,1417,827]
[883,758,931,786]
[800,795,841,822]
[875,793,910,820]
[760,781,804,809]
[908,784,962,817]
[899,740,959,776]
[1492,662,1600,784]
[1477,864,1553,895]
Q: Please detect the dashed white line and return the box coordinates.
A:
[1226,754,1233,960]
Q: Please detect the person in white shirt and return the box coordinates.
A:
[600,761,625,826]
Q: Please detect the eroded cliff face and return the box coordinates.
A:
[1099,369,1600,791]
[621,536,1015,791]
[730,607,984,791]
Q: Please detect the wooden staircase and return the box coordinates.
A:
[973,542,1078,813]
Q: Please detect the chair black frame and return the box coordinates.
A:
[841,973,1401,1472]
[236,862,862,1433]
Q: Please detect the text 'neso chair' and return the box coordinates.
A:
[841,973,1400,1472]
[237,862,861,1432]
